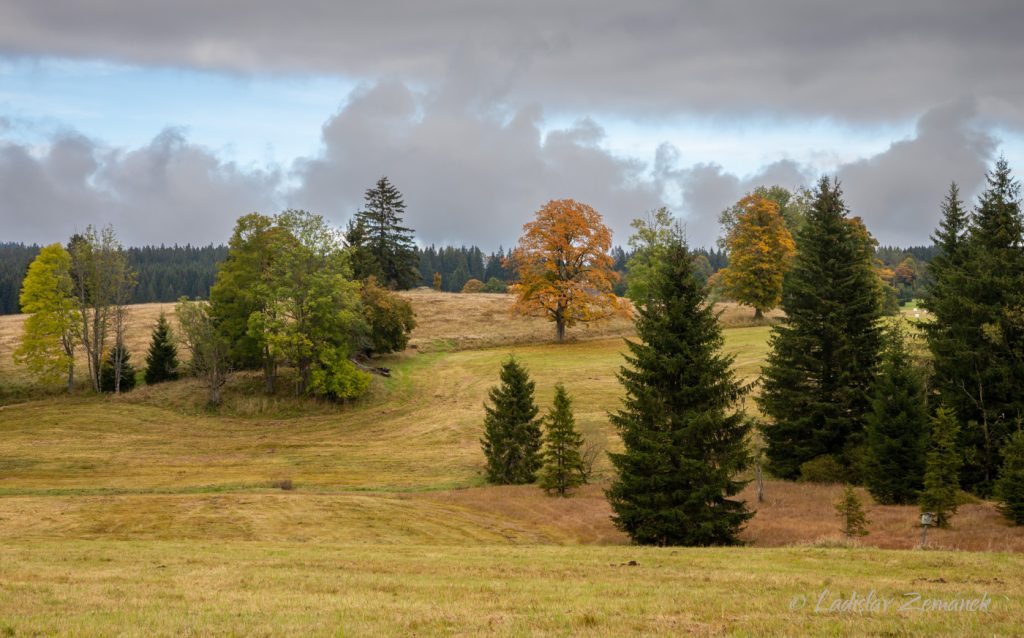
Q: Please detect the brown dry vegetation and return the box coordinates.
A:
[2,296,1022,635]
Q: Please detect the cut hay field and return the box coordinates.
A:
[1,294,1021,636]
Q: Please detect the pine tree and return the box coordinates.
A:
[480,356,542,484]
[538,383,586,497]
[144,313,180,384]
[758,176,883,480]
[995,429,1024,525]
[834,486,870,537]
[607,235,752,546]
[863,324,928,504]
[347,177,418,289]
[920,407,962,528]
[100,346,137,393]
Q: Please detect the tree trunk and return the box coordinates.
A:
[754,308,764,320]
[263,349,276,394]
[66,361,75,394]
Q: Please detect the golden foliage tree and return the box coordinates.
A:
[718,194,796,319]
[510,199,627,341]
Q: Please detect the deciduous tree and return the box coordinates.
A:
[68,226,136,393]
[13,244,80,391]
[176,298,230,407]
[717,194,796,319]
[510,199,627,341]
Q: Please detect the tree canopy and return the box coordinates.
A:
[510,199,627,341]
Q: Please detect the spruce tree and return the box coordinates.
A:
[607,236,752,546]
[144,312,180,384]
[834,486,870,538]
[480,356,542,484]
[920,407,962,528]
[863,324,928,504]
[931,160,1024,494]
[100,346,137,393]
[758,176,883,479]
[347,176,418,289]
[538,383,586,497]
[995,429,1024,525]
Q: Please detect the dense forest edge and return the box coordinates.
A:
[0,240,933,315]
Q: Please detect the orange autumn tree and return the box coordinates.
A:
[509,199,627,341]
[718,194,796,319]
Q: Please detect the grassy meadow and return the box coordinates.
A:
[1,291,1022,636]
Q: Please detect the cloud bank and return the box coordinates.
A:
[0,85,999,248]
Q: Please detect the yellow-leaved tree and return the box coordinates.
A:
[718,194,796,319]
[14,243,80,391]
[509,199,627,341]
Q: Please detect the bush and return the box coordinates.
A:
[461,278,485,293]
[483,277,507,293]
[360,276,416,356]
[799,455,848,484]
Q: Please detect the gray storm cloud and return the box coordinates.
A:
[0,1,1022,124]
[289,80,663,246]
[0,129,281,245]
[0,94,1002,248]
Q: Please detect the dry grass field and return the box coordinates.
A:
[1,295,1022,636]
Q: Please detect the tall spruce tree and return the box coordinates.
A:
[347,177,418,289]
[606,235,752,546]
[920,407,962,528]
[480,356,543,484]
[925,160,1024,494]
[863,324,928,504]
[538,383,586,497]
[758,176,883,480]
[144,312,180,384]
[995,429,1024,525]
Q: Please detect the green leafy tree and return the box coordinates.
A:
[920,407,962,528]
[211,211,370,399]
[100,346,136,393]
[176,298,231,407]
[144,313,180,384]
[13,244,80,390]
[480,356,543,484]
[538,383,586,497]
[346,176,419,289]
[995,429,1024,525]
[924,162,1024,494]
[624,207,679,306]
[834,486,870,537]
[607,235,752,546]
[359,276,416,356]
[209,213,280,376]
[863,325,928,504]
[758,177,883,480]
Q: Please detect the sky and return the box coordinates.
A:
[1,1,1022,250]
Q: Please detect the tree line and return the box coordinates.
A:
[482,161,1024,547]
